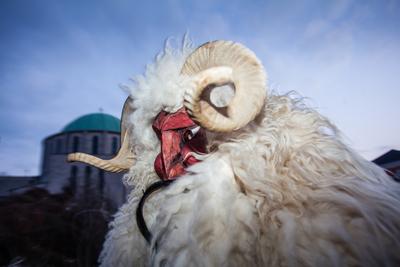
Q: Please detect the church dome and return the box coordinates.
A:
[62,113,120,133]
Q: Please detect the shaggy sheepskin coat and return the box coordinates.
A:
[98,39,400,267]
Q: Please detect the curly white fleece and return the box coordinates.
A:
[99,38,400,267]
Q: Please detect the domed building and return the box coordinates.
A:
[41,113,127,208]
[0,112,130,265]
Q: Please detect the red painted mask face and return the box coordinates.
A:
[152,108,207,180]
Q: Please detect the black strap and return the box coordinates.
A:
[136,180,173,244]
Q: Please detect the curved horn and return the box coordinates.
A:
[182,41,267,132]
[67,97,135,172]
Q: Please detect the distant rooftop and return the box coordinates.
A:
[62,113,120,133]
[373,150,400,165]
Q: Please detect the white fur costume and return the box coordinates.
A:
[98,39,400,267]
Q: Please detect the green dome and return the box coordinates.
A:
[63,113,120,133]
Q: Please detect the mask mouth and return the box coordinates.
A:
[154,153,184,180]
[152,108,208,181]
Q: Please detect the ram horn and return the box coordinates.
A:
[67,97,135,172]
[182,41,267,132]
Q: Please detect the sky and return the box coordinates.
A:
[0,0,399,176]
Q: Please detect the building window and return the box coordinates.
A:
[73,136,80,152]
[84,166,91,194]
[99,170,105,196]
[70,166,78,194]
[112,137,118,154]
[92,136,98,154]
[50,141,55,154]
[56,139,63,154]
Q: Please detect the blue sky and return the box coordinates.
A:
[0,0,399,175]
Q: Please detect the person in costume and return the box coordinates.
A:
[69,39,400,267]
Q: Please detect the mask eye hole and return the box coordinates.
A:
[184,126,200,142]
